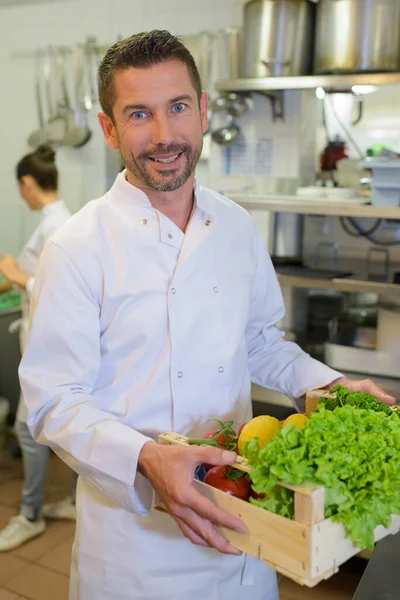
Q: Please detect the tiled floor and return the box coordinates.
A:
[0,444,366,600]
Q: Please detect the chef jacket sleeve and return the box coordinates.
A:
[245,225,342,403]
[25,276,35,298]
[19,241,154,516]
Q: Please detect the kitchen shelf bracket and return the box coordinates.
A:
[259,90,284,121]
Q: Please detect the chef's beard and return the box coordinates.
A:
[122,141,202,192]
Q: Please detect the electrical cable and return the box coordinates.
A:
[339,216,400,245]
[339,217,383,237]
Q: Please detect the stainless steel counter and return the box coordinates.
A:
[353,532,400,600]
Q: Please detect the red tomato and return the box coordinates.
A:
[237,422,248,438]
[204,466,251,501]
[203,430,235,447]
[202,430,236,471]
[250,489,265,500]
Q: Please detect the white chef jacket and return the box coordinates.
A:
[19,172,341,600]
[16,199,71,422]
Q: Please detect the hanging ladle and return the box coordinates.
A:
[211,114,240,146]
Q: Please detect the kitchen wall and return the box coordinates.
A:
[0,0,246,257]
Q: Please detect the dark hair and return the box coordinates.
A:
[98,30,202,119]
[16,145,58,191]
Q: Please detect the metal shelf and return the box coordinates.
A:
[231,194,400,220]
[277,274,399,296]
[216,72,400,93]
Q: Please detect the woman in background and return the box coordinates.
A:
[0,145,76,551]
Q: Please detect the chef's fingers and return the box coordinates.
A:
[184,486,247,534]
[190,446,237,468]
[174,508,242,555]
[174,516,209,547]
[355,379,396,405]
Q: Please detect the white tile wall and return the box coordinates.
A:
[0,0,240,256]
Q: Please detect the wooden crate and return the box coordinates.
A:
[155,390,400,587]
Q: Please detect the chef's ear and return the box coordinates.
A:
[98,112,119,150]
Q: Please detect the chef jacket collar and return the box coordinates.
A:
[40,199,66,220]
[108,170,213,217]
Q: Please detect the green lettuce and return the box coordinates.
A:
[246,404,400,550]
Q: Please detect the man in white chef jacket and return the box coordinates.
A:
[19,31,396,600]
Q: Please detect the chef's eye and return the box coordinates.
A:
[132,111,148,120]
[172,103,186,113]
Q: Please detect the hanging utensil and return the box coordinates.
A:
[63,44,91,148]
[44,46,66,144]
[211,114,240,146]
[225,93,252,118]
[28,50,51,148]
[86,36,99,105]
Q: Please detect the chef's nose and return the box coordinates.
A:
[151,114,174,146]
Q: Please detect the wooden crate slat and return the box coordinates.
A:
[310,514,400,580]
[194,479,312,581]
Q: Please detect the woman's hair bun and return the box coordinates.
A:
[35,145,56,164]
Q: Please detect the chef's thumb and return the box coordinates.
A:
[193,445,237,466]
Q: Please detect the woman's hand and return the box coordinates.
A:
[0,254,29,289]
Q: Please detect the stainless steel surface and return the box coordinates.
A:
[324,342,400,378]
[242,0,315,78]
[230,194,400,219]
[217,27,242,81]
[28,50,51,148]
[377,306,400,355]
[63,44,91,148]
[225,93,251,117]
[211,114,240,146]
[367,247,390,282]
[352,533,400,600]
[276,272,400,297]
[44,46,65,144]
[216,72,400,92]
[315,0,400,74]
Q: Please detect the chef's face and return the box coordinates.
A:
[98,60,208,193]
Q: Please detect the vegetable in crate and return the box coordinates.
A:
[204,466,251,501]
[187,420,237,452]
[323,384,400,418]
[188,420,238,471]
[246,404,400,550]
[237,415,280,456]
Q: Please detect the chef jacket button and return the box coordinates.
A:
[177,371,183,378]
[168,233,173,239]
[213,286,219,293]
[141,219,147,225]
[205,220,211,226]
[218,366,224,373]
[171,288,176,294]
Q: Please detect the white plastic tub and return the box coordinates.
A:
[361,159,400,186]
[371,185,400,207]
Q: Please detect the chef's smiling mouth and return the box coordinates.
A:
[147,152,183,164]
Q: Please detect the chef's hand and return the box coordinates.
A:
[138,442,247,555]
[326,376,396,405]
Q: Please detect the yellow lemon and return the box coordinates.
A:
[237,415,281,456]
[281,413,309,429]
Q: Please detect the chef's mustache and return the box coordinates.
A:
[138,143,191,160]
